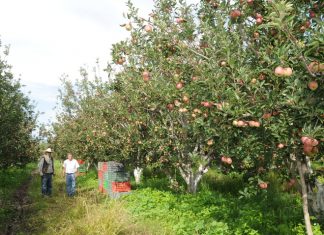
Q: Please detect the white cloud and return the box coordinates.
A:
[0,0,198,123]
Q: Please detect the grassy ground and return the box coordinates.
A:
[20,161,166,235]
[6,161,323,235]
[0,163,35,231]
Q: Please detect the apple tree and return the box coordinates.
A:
[109,0,323,232]
[0,41,39,168]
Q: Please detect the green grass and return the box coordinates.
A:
[8,162,323,235]
[0,163,36,231]
[22,161,166,235]
[125,168,323,235]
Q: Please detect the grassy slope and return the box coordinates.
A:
[0,163,35,231]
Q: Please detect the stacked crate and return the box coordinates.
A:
[98,162,104,192]
[77,159,87,175]
[98,161,131,198]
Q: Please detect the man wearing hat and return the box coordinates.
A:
[38,148,55,197]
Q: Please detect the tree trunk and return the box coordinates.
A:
[187,173,200,194]
[179,164,208,194]
[134,167,143,184]
[297,159,313,235]
[86,159,93,171]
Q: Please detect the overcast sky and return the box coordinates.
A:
[0,0,197,124]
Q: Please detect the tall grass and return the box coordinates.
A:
[0,163,35,230]
[24,161,167,235]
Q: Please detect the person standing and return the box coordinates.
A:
[38,148,54,197]
[63,153,80,197]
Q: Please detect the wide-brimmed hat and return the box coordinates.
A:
[45,148,53,153]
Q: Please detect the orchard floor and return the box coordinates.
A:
[1,162,323,235]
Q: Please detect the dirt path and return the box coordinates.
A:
[3,170,38,235]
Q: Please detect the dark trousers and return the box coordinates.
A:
[41,173,53,196]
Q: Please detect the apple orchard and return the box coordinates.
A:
[52,0,323,234]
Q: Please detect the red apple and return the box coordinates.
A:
[259,182,268,189]
[275,66,293,77]
[230,10,241,19]
[174,100,181,107]
[179,108,188,113]
[254,32,260,39]
[248,121,256,127]
[303,138,319,147]
[309,10,316,18]
[308,81,318,91]
[176,17,185,23]
[301,136,309,144]
[216,103,223,110]
[275,66,285,76]
[247,0,253,5]
[303,145,313,155]
[256,17,263,24]
[145,25,153,32]
[220,60,227,67]
[255,13,262,19]
[221,156,227,163]
[193,108,201,114]
[254,121,261,127]
[237,120,245,127]
[304,21,311,28]
[277,143,285,149]
[192,76,198,81]
[182,95,190,103]
[207,139,213,146]
[258,73,265,80]
[116,57,125,65]
[202,101,212,107]
[226,157,232,164]
[176,82,184,89]
[304,138,315,146]
[142,71,150,81]
[284,67,293,77]
[300,26,306,32]
[167,103,174,111]
[312,139,319,146]
[308,61,323,73]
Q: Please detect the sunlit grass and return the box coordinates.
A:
[25,161,167,235]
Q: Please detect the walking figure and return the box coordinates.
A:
[63,153,80,197]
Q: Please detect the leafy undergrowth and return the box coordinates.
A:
[0,163,35,230]
[125,169,323,235]
[19,163,323,235]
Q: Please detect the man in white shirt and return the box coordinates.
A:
[63,153,80,197]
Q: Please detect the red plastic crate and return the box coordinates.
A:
[102,163,108,171]
[112,182,131,192]
[98,170,103,179]
[77,159,85,164]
